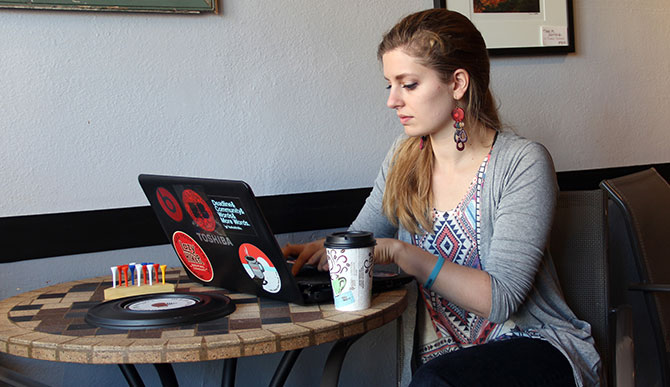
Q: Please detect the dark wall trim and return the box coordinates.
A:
[1,163,668,264]
[0,188,372,264]
[556,163,669,191]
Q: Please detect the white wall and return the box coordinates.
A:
[2,0,669,218]
[0,1,431,217]
[492,1,670,172]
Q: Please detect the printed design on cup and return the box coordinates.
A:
[156,187,183,222]
[324,231,376,311]
[363,256,373,275]
[327,248,375,309]
[332,277,347,297]
[326,248,356,307]
[182,189,216,232]
[327,249,350,295]
[238,243,281,293]
[172,231,214,282]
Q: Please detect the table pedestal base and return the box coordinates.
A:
[321,335,363,387]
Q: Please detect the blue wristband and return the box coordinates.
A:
[424,256,445,290]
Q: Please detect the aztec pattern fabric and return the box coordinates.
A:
[413,152,538,364]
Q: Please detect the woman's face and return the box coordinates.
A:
[383,49,457,140]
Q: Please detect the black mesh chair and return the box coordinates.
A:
[600,168,670,386]
[550,189,634,387]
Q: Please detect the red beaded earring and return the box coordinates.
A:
[452,107,467,151]
[419,135,427,150]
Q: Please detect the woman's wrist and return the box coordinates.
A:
[390,240,411,271]
[390,241,435,281]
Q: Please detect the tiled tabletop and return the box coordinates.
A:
[0,268,408,364]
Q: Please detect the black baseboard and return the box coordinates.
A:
[0,188,372,264]
[557,163,670,191]
[1,163,667,264]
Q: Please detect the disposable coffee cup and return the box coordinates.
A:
[324,231,376,311]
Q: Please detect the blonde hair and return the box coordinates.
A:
[379,9,501,234]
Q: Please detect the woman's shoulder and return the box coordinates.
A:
[491,131,557,190]
[493,131,553,163]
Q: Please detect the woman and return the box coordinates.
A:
[284,9,600,386]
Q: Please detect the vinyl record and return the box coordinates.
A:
[85,292,235,330]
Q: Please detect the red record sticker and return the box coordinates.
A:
[156,187,183,222]
[172,231,214,282]
[182,189,216,232]
[238,243,281,293]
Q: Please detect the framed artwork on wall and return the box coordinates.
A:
[433,0,574,56]
[0,0,216,13]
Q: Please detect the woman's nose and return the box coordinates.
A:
[386,87,403,109]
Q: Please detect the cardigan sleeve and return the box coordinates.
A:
[485,141,558,324]
[348,136,404,238]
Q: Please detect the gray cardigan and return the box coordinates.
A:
[349,131,601,387]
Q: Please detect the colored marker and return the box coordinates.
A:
[129,262,136,285]
[111,266,118,288]
[160,265,167,284]
[147,264,154,286]
[141,262,149,285]
[120,265,129,287]
[153,263,160,283]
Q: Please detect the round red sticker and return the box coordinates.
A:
[172,231,214,282]
[182,189,216,232]
[156,187,183,222]
[238,243,281,293]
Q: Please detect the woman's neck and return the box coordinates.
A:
[430,124,496,168]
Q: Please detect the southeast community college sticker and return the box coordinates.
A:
[172,231,214,282]
[238,243,281,293]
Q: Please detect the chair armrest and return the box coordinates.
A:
[612,304,635,387]
[629,283,670,292]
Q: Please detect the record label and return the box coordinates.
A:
[126,297,197,311]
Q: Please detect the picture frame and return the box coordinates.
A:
[0,0,216,13]
[433,0,574,56]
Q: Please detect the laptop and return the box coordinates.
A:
[138,174,413,305]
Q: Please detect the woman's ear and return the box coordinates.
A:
[451,69,470,100]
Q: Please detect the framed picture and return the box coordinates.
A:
[434,0,574,56]
[0,0,216,13]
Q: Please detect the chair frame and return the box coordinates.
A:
[600,168,670,386]
[550,189,635,386]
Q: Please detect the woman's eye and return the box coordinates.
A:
[385,82,417,90]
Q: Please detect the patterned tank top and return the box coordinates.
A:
[413,151,539,364]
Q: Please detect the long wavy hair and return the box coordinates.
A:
[379,9,502,234]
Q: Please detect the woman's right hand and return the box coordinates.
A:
[282,239,327,276]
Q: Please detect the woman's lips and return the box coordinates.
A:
[398,114,412,124]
